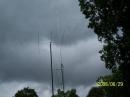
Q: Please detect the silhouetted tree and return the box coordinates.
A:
[66,89,79,97]
[14,87,38,97]
[79,0,130,96]
[53,89,64,97]
[87,87,106,97]
[54,89,79,97]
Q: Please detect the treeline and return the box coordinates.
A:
[13,87,79,97]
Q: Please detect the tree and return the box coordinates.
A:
[13,87,38,97]
[78,0,130,96]
[65,89,79,97]
[53,89,79,97]
[53,89,64,97]
[87,87,106,97]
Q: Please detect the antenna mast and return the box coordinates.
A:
[50,40,54,97]
[60,46,65,92]
[61,63,65,92]
[57,47,65,93]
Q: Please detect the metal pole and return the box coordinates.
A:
[50,42,54,97]
[56,64,65,92]
[61,63,65,92]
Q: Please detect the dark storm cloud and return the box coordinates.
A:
[0,42,50,83]
[0,0,109,90]
[56,37,109,86]
[0,37,109,87]
[0,0,93,45]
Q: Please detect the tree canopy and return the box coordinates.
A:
[53,89,79,97]
[79,0,130,96]
[13,87,38,97]
[87,87,106,97]
[79,0,130,71]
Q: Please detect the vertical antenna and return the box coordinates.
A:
[61,63,65,92]
[59,24,65,93]
[38,32,40,54]
[50,32,54,97]
[60,47,62,65]
[58,41,65,93]
[61,31,65,93]
[56,63,65,93]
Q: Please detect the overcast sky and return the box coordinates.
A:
[0,0,110,97]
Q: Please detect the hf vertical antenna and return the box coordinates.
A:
[38,32,40,54]
[50,32,54,97]
[60,46,65,92]
[61,63,65,92]
[57,47,65,93]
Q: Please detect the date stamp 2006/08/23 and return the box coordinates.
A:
[96,82,123,87]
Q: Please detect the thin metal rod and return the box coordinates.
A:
[38,32,40,54]
[50,42,54,97]
[57,64,65,92]
[61,63,65,92]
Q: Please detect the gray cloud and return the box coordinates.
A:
[0,0,93,45]
[0,0,110,97]
[0,37,109,86]
[0,81,52,97]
